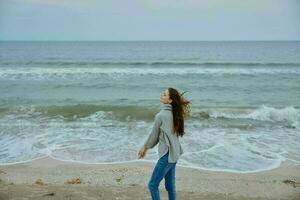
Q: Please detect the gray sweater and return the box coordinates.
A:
[143,103,184,163]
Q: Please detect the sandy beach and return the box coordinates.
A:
[0,156,299,200]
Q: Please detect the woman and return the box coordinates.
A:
[138,87,190,200]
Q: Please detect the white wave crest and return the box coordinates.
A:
[207,105,299,127]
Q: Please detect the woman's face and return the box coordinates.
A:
[160,89,172,104]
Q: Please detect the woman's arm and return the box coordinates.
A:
[138,113,162,159]
[143,114,162,149]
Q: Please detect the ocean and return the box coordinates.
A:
[0,41,299,173]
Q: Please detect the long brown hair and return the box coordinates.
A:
[168,87,191,137]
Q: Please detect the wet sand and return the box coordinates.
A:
[0,156,299,200]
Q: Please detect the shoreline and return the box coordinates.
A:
[0,154,288,174]
[0,156,300,200]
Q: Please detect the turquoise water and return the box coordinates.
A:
[0,41,299,173]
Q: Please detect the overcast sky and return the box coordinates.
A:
[0,0,299,41]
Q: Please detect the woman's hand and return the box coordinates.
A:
[138,146,147,159]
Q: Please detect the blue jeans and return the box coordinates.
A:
[148,150,177,200]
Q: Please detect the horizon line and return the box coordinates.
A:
[0,39,299,42]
